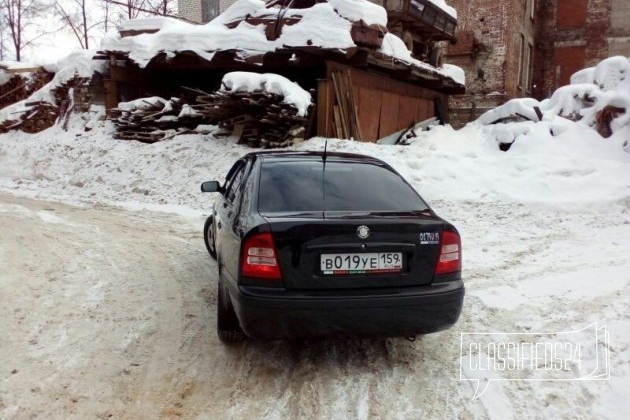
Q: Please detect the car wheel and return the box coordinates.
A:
[203,216,217,260]
[217,283,245,343]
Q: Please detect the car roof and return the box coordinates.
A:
[245,150,387,165]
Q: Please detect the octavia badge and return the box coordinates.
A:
[356,225,370,239]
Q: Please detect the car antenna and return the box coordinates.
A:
[322,140,327,219]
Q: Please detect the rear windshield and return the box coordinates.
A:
[258,160,428,213]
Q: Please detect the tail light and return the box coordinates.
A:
[435,230,461,274]
[241,232,282,280]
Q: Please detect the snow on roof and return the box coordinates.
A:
[222,72,312,116]
[378,33,465,85]
[102,1,355,67]
[119,17,179,32]
[100,0,462,87]
[327,0,387,26]
[427,0,457,19]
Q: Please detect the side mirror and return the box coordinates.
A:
[201,181,222,193]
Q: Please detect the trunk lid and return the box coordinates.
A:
[263,212,444,290]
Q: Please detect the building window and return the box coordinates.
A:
[201,0,219,23]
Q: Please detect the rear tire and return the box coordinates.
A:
[203,216,217,260]
[217,283,245,343]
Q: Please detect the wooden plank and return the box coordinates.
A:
[416,98,435,121]
[331,72,349,138]
[396,95,417,132]
[333,106,343,139]
[317,79,331,137]
[356,88,382,142]
[330,61,439,100]
[379,92,399,138]
[346,71,364,141]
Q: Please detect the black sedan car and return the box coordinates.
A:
[201,151,464,342]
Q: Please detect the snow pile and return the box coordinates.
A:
[476,56,630,149]
[0,112,628,214]
[221,72,312,116]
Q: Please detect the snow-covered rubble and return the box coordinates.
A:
[476,56,630,148]
[0,51,106,125]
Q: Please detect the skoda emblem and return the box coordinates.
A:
[356,225,370,240]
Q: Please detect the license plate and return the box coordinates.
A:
[320,252,403,275]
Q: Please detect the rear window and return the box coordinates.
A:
[258,160,427,213]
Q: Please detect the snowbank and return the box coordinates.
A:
[0,112,628,215]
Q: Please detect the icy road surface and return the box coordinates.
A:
[1,193,629,419]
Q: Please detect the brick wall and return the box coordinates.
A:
[447,0,537,122]
[448,0,621,113]
[537,0,613,98]
[609,0,630,57]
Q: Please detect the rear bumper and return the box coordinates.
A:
[227,280,465,340]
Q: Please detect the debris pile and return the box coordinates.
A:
[110,97,203,143]
[476,56,630,148]
[0,74,90,134]
[0,70,53,110]
[110,72,314,147]
[191,87,312,147]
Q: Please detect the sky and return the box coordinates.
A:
[2,0,170,65]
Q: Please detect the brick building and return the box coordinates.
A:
[536,0,630,98]
[177,0,234,23]
[446,0,630,125]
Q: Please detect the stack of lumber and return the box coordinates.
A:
[111,88,312,147]
[110,97,203,143]
[189,87,311,148]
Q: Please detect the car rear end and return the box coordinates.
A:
[227,153,464,339]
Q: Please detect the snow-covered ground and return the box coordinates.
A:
[0,110,629,418]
